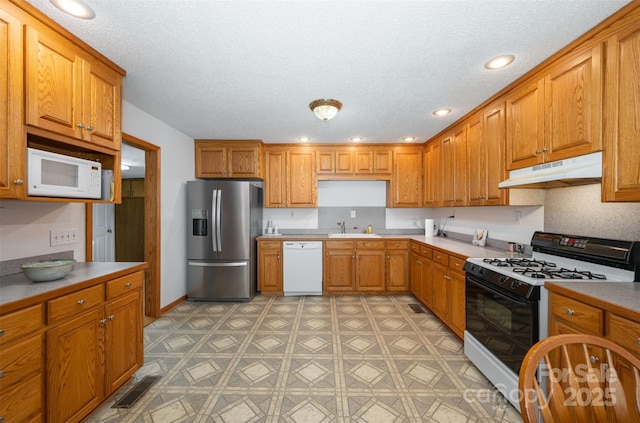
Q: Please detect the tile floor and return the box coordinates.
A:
[85,295,522,422]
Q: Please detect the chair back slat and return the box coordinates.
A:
[519,334,640,423]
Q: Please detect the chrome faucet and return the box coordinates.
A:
[337,221,346,234]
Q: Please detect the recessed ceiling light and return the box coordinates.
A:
[50,0,96,19]
[350,137,363,142]
[298,137,310,142]
[402,137,416,142]
[484,55,515,70]
[432,108,451,116]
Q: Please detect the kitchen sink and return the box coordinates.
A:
[328,233,382,238]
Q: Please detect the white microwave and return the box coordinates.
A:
[27,148,102,199]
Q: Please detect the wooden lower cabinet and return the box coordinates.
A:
[386,241,409,291]
[411,244,466,339]
[0,304,44,423]
[548,288,640,421]
[323,239,408,294]
[257,240,283,295]
[8,269,146,423]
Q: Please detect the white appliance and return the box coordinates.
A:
[464,231,638,411]
[283,242,323,296]
[27,148,102,199]
[498,151,602,188]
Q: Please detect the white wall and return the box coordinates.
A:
[122,101,194,308]
[0,201,86,261]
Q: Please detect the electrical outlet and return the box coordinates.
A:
[50,228,79,246]
[351,210,356,218]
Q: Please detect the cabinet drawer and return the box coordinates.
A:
[325,240,354,250]
[386,240,408,250]
[607,313,640,360]
[259,241,281,250]
[449,256,466,272]
[0,374,42,423]
[47,285,104,324]
[432,251,449,267]
[106,271,143,300]
[356,240,385,250]
[410,242,421,254]
[0,334,42,390]
[550,294,603,335]
[420,247,432,259]
[0,305,43,346]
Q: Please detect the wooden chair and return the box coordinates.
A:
[518,333,640,423]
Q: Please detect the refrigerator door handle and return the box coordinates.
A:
[188,261,248,267]
[215,189,222,251]
[211,189,218,252]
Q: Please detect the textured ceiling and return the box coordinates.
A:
[26,0,630,145]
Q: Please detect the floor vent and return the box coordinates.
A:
[112,375,161,409]
[408,303,425,313]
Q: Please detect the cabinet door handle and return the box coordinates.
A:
[77,299,86,305]
[542,147,549,152]
[589,355,599,364]
[416,261,422,264]
[387,256,390,259]
[125,282,132,287]
[535,149,541,154]
[444,275,451,280]
[0,370,4,378]
[109,314,115,320]
[0,329,4,337]
[86,126,93,131]
[636,338,640,346]
[13,179,23,185]
[77,123,85,129]
[100,319,107,325]
[565,308,575,316]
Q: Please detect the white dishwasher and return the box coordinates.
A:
[283,241,323,296]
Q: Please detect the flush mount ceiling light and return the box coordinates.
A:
[309,99,342,121]
[298,137,310,142]
[50,0,96,19]
[432,108,452,116]
[402,136,416,142]
[350,137,363,142]
[484,54,515,70]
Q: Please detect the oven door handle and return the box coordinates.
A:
[467,275,533,307]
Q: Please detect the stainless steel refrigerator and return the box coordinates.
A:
[187,180,263,301]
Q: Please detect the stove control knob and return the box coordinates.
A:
[498,276,507,284]
[511,281,520,289]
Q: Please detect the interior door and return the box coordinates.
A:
[92,203,115,261]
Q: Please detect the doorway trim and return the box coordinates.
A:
[86,133,161,321]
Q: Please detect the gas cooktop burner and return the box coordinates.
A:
[482,258,557,268]
[513,267,607,280]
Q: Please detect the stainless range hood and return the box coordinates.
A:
[498,151,602,189]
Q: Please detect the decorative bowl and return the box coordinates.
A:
[19,259,76,282]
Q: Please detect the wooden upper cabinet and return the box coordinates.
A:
[441,124,466,207]
[287,149,317,207]
[603,16,640,202]
[264,149,286,207]
[264,146,316,207]
[316,147,391,177]
[467,103,508,206]
[506,44,603,170]
[194,140,263,178]
[544,44,603,162]
[0,8,25,199]
[423,140,442,208]
[389,147,422,207]
[25,26,122,151]
[316,149,354,175]
[505,79,545,170]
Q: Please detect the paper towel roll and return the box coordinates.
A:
[424,219,435,237]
